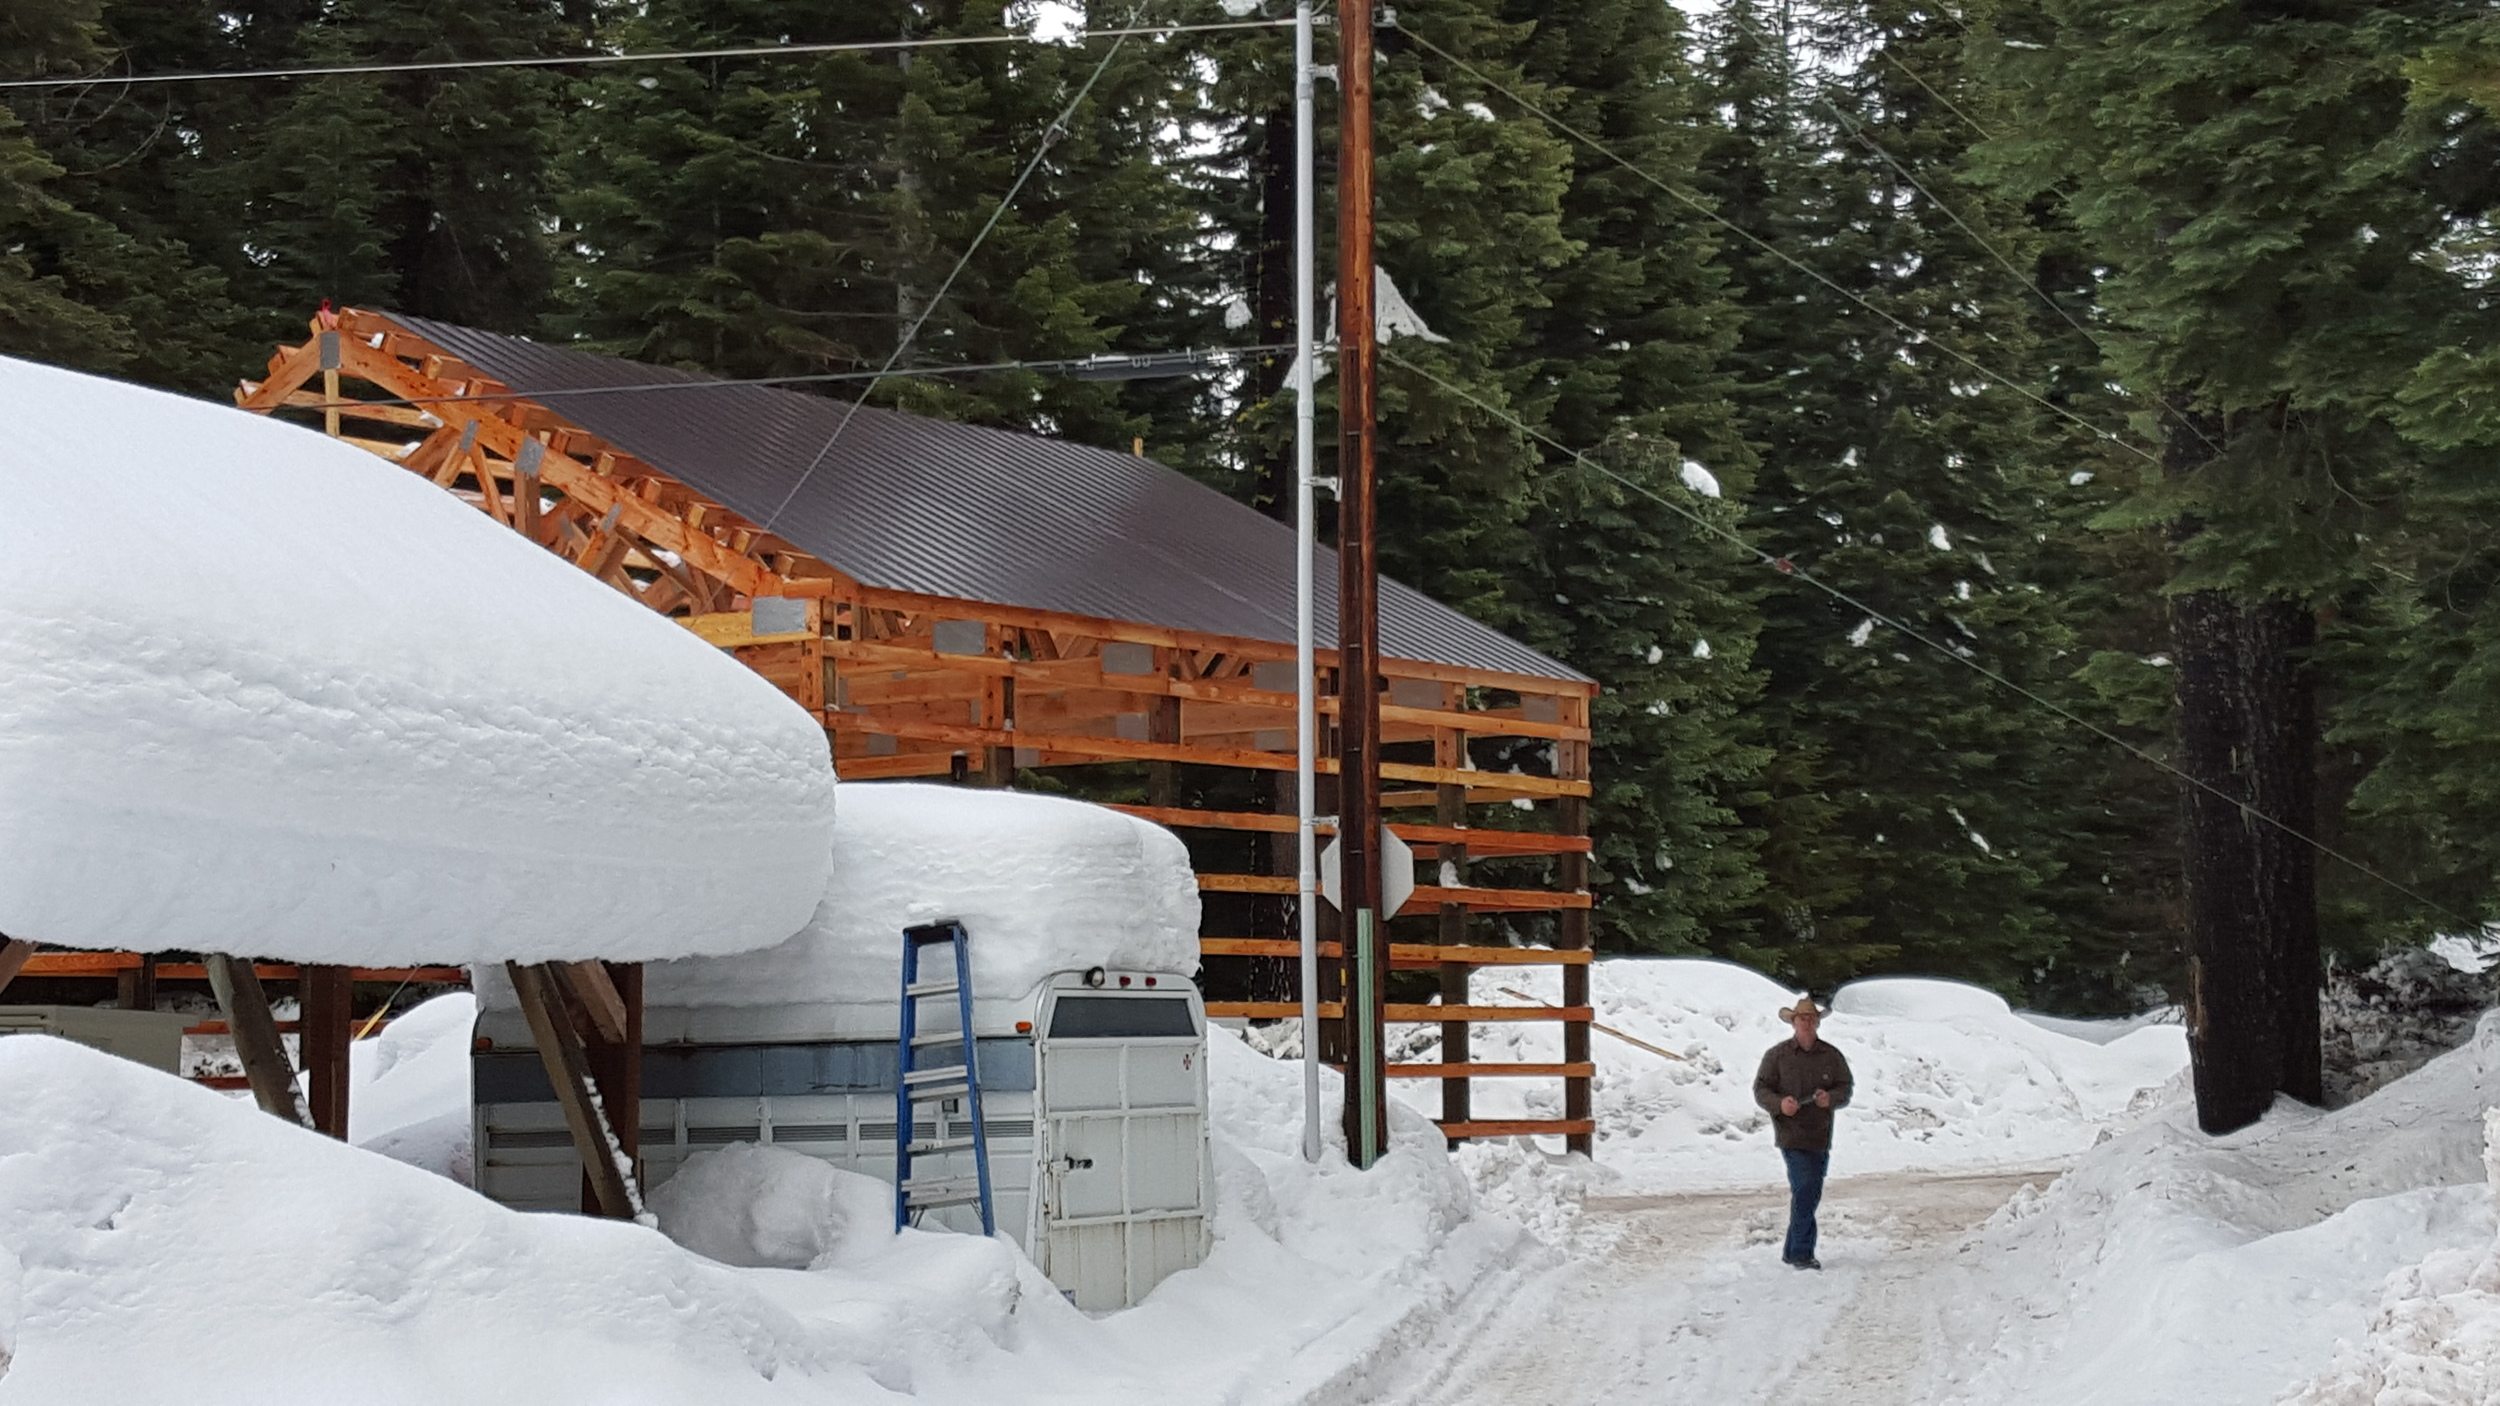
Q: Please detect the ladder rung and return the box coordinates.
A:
[903,1175,986,1201]
[904,1064,968,1086]
[907,1191,987,1210]
[907,1084,970,1103]
[910,1030,967,1047]
[908,1136,980,1154]
[905,979,959,998]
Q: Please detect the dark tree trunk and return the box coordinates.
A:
[2167,403,2322,1134]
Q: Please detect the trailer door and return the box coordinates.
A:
[1033,987,1210,1310]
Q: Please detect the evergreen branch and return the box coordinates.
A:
[1392,22,2168,472]
[1381,344,2475,931]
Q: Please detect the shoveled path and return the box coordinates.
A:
[1379,1169,2053,1406]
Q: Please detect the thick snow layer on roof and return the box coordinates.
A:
[0,355,834,965]
[634,783,1200,1025]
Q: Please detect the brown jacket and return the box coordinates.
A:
[1753,1038,1854,1151]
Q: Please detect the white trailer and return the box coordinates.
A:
[473,963,1213,1311]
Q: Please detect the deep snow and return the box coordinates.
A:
[18,956,2500,1405]
[0,354,835,965]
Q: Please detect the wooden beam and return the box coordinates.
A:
[550,960,629,1045]
[1207,1001,1348,1020]
[581,962,642,1217]
[117,952,157,1011]
[1389,1063,1595,1079]
[1435,1118,1596,1139]
[1102,805,1591,855]
[1198,939,1594,965]
[505,962,641,1220]
[300,964,353,1139]
[824,713,1592,797]
[1385,1004,1593,1022]
[0,939,34,999]
[1195,874,1592,913]
[204,954,309,1126]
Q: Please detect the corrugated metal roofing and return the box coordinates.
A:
[383,313,1588,683]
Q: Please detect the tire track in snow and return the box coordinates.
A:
[1380,1170,2052,1406]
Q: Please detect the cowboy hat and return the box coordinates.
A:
[1778,1000,1828,1021]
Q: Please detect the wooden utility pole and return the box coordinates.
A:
[1336,0,1387,1168]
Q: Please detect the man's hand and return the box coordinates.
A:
[1814,1089,1832,1110]
[1779,1096,1800,1117]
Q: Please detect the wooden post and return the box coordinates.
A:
[1336,0,1386,1168]
[507,961,641,1220]
[300,964,354,1138]
[551,960,629,1045]
[117,953,158,1011]
[1148,692,1182,807]
[1558,788,1594,1157]
[1436,780,1472,1141]
[205,954,309,1126]
[0,938,34,1000]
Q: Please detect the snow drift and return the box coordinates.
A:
[0,355,835,965]
[0,1020,1529,1405]
[635,783,1201,1026]
[1408,958,2188,1187]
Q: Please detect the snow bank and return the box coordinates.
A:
[350,993,478,1183]
[0,998,1532,1404]
[2284,1061,2500,1405]
[0,355,835,965]
[1410,958,2187,1188]
[1918,1014,2500,1405]
[651,1145,894,1270]
[639,783,1200,1020]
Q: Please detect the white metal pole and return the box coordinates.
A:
[1294,0,1323,1165]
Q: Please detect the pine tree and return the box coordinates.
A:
[1983,0,2489,1128]
[1700,0,2104,997]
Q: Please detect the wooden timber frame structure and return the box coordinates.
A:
[239,309,1602,1152]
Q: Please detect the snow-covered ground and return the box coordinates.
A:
[14,958,2500,1404]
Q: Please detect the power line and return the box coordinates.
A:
[1378,343,2472,930]
[759,6,1150,532]
[1391,22,2167,472]
[272,344,1288,411]
[0,18,1294,91]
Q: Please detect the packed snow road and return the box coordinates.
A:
[1382,1169,2053,1406]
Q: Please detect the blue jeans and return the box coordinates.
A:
[1782,1148,1829,1263]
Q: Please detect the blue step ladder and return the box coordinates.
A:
[895,920,995,1234]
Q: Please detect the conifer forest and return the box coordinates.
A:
[10,0,2500,1125]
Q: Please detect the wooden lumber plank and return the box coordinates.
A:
[506,962,641,1220]
[1388,1063,1596,1079]
[1197,939,1592,965]
[825,714,1591,796]
[204,954,309,1126]
[1206,1001,1348,1020]
[550,960,630,1045]
[323,339,802,602]
[1101,805,1590,854]
[300,964,353,1139]
[1491,983,1688,1062]
[1435,1119,1596,1139]
[1384,1004,1593,1022]
[829,641,1592,741]
[1194,873,1592,912]
[848,584,1598,698]
[0,939,34,999]
[232,337,326,412]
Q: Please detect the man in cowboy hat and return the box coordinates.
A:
[1753,998,1853,1269]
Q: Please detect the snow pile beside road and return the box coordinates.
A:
[636,783,1201,1028]
[0,355,835,966]
[0,1020,1531,1404]
[1923,1015,2500,1405]
[2282,1078,2500,1404]
[1414,957,2187,1189]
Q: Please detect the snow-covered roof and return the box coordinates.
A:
[621,784,1200,1034]
[0,356,836,965]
